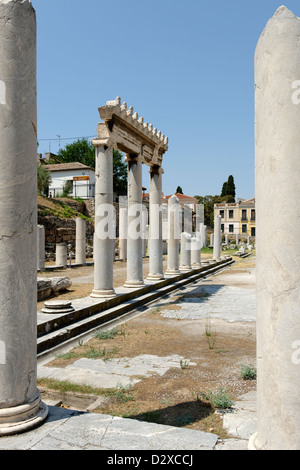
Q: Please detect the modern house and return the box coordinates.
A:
[214,198,256,238]
[43,162,96,199]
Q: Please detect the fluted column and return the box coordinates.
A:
[0,0,48,436]
[91,143,116,298]
[147,165,164,281]
[124,155,144,287]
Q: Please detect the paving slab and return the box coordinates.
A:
[0,406,219,451]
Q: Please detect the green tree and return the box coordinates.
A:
[37,164,52,195]
[52,138,95,168]
[176,186,183,194]
[221,182,228,197]
[112,150,127,196]
[221,175,236,200]
[49,138,128,196]
[226,175,236,199]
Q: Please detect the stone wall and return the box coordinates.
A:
[38,198,95,252]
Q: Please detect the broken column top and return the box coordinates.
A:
[0,0,34,9]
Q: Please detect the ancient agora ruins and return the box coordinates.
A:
[0,0,299,451]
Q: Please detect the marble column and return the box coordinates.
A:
[37,225,45,271]
[56,243,67,268]
[250,6,300,451]
[91,144,116,298]
[213,215,221,260]
[165,195,180,276]
[179,232,192,271]
[124,155,144,288]
[147,166,164,281]
[0,0,48,436]
[119,204,127,260]
[75,217,86,265]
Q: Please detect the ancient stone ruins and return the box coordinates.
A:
[0,0,299,450]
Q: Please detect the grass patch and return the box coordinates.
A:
[38,377,135,403]
[240,364,257,380]
[199,388,234,409]
[56,346,119,362]
[94,327,125,340]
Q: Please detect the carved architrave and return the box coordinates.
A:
[93,97,168,167]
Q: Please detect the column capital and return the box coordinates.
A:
[149,164,164,175]
[125,153,144,164]
[91,137,115,148]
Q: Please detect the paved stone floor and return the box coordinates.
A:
[0,255,257,451]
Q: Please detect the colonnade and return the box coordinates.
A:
[90,139,208,298]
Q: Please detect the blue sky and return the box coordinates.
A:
[33,0,300,200]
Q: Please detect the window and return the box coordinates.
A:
[219,210,224,218]
[229,224,234,233]
[251,209,256,221]
[221,224,224,233]
[242,224,247,233]
[241,210,247,221]
[251,227,256,237]
[229,210,234,219]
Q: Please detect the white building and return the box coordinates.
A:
[44,162,95,199]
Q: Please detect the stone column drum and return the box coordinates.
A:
[75,217,86,266]
[147,166,164,281]
[250,6,300,451]
[0,0,48,436]
[124,155,144,288]
[165,195,180,276]
[56,242,68,268]
[91,144,116,298]
[37,225,45,271]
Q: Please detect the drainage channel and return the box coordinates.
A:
[37,257,235,362]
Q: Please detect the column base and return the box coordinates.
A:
[165,269,180,277]
[191,263,201,269]
[0,394,48,437]
[123,280,145,289]
[179,266,192,272]
[146,273,164,281]
[90,289,116,299]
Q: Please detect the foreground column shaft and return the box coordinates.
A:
[91,144,116,298]
[252,6,300,450]
[0,0,48,435]
[147,166,164,280]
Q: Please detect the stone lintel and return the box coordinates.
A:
[96,97,168,167]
